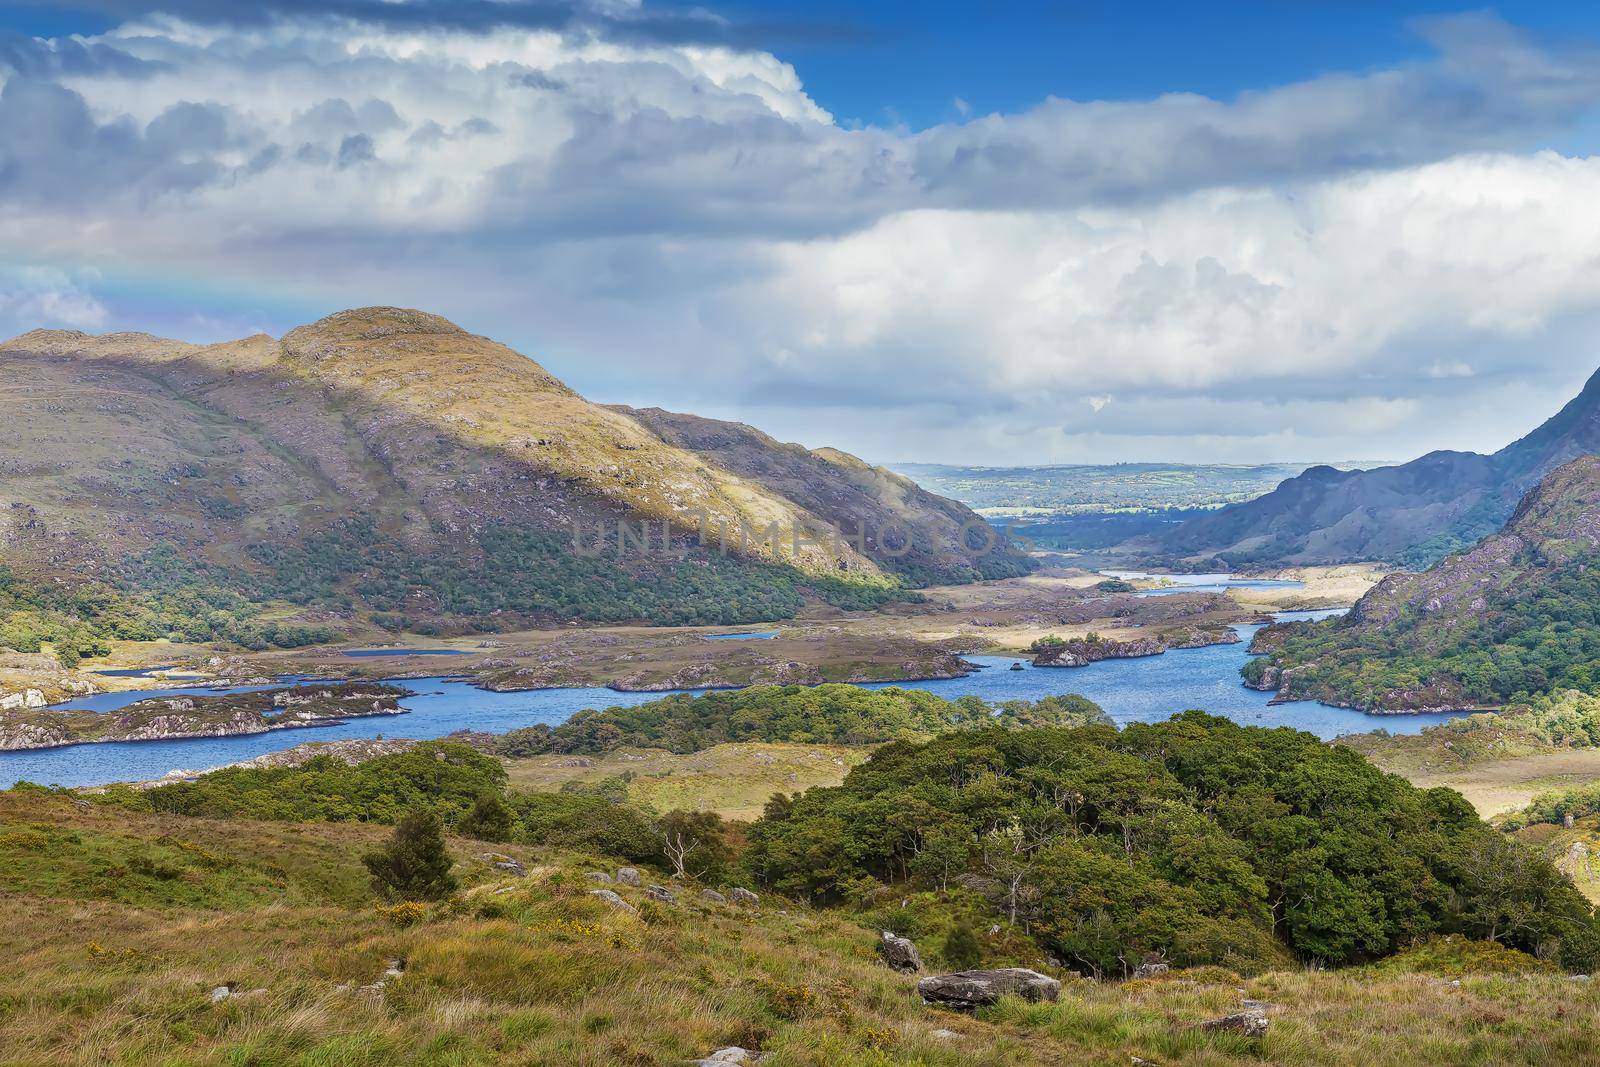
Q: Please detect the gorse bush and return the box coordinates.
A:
[746,713,1600,975]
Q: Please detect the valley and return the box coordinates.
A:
[8,312,1600,1067]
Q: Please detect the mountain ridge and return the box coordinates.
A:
[1153,367,1600,567]
[0,307,1024,640]
[1245,455,1600,711]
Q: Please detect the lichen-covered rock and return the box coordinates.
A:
[589,889,636,914]
[1199,1010,1268,1038]
[916,968,1060,1010]
[878,931,922,973]
[699,889,727,904]
[644,884,677,904]
[728,887,759,907]
[616,867,641,887]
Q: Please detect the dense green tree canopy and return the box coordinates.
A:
[493,685,1110,757]
[747,712,1600,974]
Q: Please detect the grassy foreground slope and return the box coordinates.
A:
[9,691,1600,1063]
[3,789,1600,1066]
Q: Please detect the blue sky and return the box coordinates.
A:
[749,1,1600,128]
[5,2,1600,465]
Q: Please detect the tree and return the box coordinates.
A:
[943,922,983,970]
[364,809,458,901]
[459,791,514,842]
[656,809,731,879]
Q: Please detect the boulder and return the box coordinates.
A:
[878,931,923,973]
[589,889,637,914]
[645,884,678,904]
[494,859,528,878]
[916,968,1060,1010]
[616,867,642,887]
[1131,961,1169,980]
[1199,1010,1268,1038]
[209,984,234,1003]
[587,871,614,883]
[729,887,759,907]
[700,889,728,904]
[695,1048,764,1065]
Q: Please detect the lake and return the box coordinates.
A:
[0,610,1461,788]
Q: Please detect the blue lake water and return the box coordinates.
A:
[0,609,1461,789]
[704,632,779,641]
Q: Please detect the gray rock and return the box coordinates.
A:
[209,985,234,1003]
[494,859,528,878]
[383,959,405,980]
[1199,1010,1268,1038]
[1131,961,1169,980]
[729,887,759,907]
[878,931,923,974]
[916,968,1060,1010]
[616,867,642,887]
[695,1049,763,1065]
[590,888,637,914]
[587,871,613,883]
[929,1029,960,1040]
[700,889,728,904]
[645,884,678,904]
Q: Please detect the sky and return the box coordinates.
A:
[5,2,1600,466]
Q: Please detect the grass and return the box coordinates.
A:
[6,791,1600,1065]
[503,743,867,820]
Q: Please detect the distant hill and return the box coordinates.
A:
[1245,455,1600,711]
[1155,369,1600,568]
[0,308,1024,648]
[890,461,1343,515]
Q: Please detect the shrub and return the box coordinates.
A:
[363,809,458,901]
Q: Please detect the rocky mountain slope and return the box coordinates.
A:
[1245,455,1600,711]
[619,406,1027,585]
[0,308,1023,636]
[1153,367,1600,567]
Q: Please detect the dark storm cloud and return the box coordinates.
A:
[0,78,239,201]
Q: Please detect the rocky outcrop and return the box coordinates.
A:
[0,683,407,752]
[1030,635,1164,668]
[1199,1010,1269,1038]
[878,931,923,973]
[729,887,759,907]
[616,867,642,887]
[589,889,636,914]
[916,968,1060,1010]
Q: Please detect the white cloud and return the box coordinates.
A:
[4,8,1600,464]
[0,266,109,331]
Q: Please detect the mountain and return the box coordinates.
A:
[617,407,1026,585]
[1245,455,1600,711]
[1153,368,1600,567]
[0,307,1023,646]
